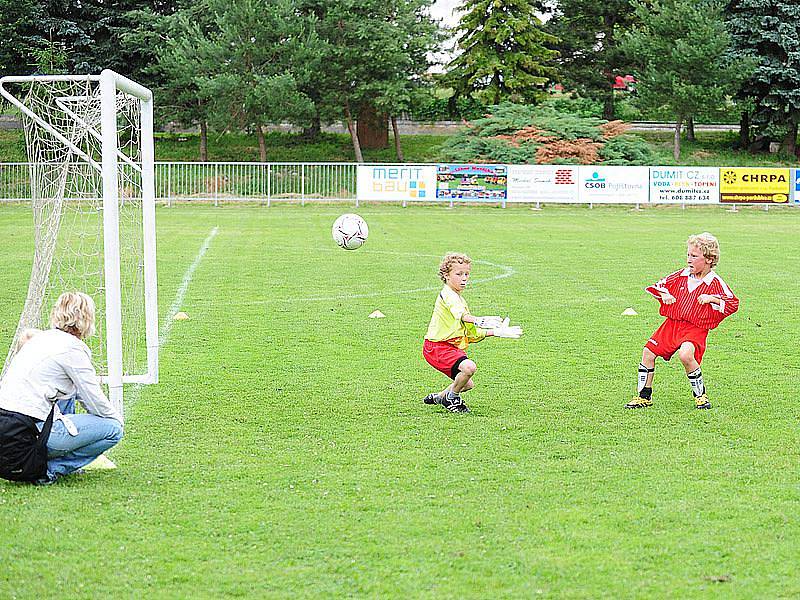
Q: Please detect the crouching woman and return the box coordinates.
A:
[0,292,123,485]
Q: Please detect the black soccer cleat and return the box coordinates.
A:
[454,401,470,413]
[442,394,468,413]
[423,392,441,405]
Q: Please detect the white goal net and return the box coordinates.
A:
[0,71,158,412]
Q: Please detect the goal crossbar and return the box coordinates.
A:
[0,73,152,173]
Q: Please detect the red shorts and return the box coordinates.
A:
[645,319,708,364]
[423,340,468,379]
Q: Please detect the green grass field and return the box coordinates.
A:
[1,203,799,598]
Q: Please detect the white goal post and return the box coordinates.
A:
[0,70,158,412]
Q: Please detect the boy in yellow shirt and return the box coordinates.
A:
[422,252,523,413]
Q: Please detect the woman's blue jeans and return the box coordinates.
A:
[37,398,123,479]
[45,415,123,478]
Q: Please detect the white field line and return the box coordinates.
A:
[254,249,516,303]
[158,226,219,348]
[124,226,219,412]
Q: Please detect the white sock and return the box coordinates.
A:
[638,363,654,394]
[687,368,705,397]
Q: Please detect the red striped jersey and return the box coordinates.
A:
[645,268,739,330]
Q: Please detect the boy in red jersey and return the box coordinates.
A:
[422,252,523,413]
[626,233,739,410]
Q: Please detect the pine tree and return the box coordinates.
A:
[622,0,749,160]
[546,0,638,119]
[726,0,800,154]
[0,0,47,77]
[153,0,312,161]
[445,0,558,106]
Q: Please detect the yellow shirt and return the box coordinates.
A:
[424,285,487,350]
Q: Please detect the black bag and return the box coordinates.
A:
[0,404,55,482]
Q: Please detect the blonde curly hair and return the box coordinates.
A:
[50,291,96,339]
[687,232,720,268]
[438,252,472,283]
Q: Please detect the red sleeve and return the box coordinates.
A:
[712,276,739,318]
[645,269,683,300]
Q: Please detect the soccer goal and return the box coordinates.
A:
[0,70,158,413]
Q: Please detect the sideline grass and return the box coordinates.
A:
[2,127,799,166]
[0,130,450,164]
[641,131,800,167]
[0,204,799,598]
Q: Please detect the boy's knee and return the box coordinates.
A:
[678,344,696,364]
[642,347,656,362]
[457,360,477,377]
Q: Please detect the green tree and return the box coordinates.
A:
[445,0,558,106]
[150,0,312,161]
[546,0,638,119]
[726,0,800,154]
[621,0,749,160]
[116,1,183,87]
[298,0,439,162]
[0,0,181,80]
[0,0,46,77]
[368,1,441,159]
[38,0,180,76]
[149,3,216,160]
[28,38,69,74]
[191,0,313,161]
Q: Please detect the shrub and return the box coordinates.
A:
[439,101,655,165]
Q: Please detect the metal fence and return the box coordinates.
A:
[0,163,31,202]
[0,162,358,206]
[3,161,798,209]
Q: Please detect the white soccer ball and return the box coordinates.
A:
[332,213,369,250]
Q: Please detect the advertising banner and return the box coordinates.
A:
[793,169,800,204]
[435,164,507,201]
[649,167,719,204]
[506,165,579,203]
[719,167,790,204]
[577,166,649,204]
[356,164,436,202]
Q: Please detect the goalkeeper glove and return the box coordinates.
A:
[474,315,503,329]
[493,317,523,339]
